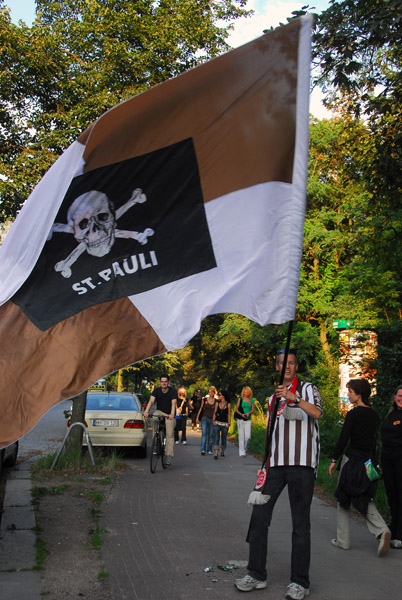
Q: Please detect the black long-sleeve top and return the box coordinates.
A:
[332,405,379,460]
[381,408,402,461]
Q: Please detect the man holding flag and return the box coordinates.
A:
[235,349,322,600]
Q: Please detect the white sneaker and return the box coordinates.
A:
[181,441,187,445]
[286,582,310,599]
[391,539,402,549]
[331,538,349,550]
[235,574,267,592]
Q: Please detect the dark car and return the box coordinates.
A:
[0,441,18,477]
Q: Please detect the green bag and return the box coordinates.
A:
[364,458,382,482]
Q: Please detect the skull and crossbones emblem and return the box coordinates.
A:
[47,188,154,278]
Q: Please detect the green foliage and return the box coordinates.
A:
[0,0,249,218]
[370,323,402,420]
[34,535,49,571]
[312,0,402,107]
[89,491,105,505]
[315,457,338,498]
[97,569,109,580]
[31,447,123,476]
[32,484,69,497]
[309,1,402,329]
[246,423,266,458]
[89,509,105,549]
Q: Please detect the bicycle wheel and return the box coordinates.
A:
[160,430,167,469]
[150,433,160,473]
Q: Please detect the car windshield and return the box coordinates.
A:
[86,395,140,411]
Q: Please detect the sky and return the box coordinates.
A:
[4,0,331,118]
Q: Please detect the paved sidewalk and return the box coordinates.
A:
[102,429,402,600]
[0,458,41,600]
[0,400,70,600]
[2,426,401,600]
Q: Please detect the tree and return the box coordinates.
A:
[306,1,402,325]
[0,0,250,452]
[0,0,249,218]
[299,115,375,328]
[304,1,402,415]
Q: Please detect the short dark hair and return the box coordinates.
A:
[276,348,298,365]
[347,378,371,405]
[160,374,170,381]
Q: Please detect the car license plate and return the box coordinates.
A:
[93,419,119,427]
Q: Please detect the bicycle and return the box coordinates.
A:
[150,415,167,473]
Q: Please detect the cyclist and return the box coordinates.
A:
[144,375,177,467]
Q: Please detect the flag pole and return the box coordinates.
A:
[278,320,294,386]
[264,319,294,460]
[248,319,294,504]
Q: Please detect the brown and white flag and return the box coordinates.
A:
[0,17,312,447]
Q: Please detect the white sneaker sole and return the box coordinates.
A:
[235,580,267,592]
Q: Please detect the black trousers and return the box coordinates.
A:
[382,456,402,540]
[246,466,315,588]
[174,417,187,442]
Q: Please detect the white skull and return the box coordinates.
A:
[67,191,116,257]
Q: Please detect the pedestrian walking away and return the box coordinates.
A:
[144,375,177,467]
[329,378,391,557]
[235,348,322,600]
[197,386,217,455]
[213,390,231,459]
[175,386,188,445]
[235,386,255,456]
[190,388,202,431]
[381,384,402,549]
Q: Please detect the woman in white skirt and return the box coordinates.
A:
[235,386,255,457]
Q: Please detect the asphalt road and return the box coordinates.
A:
[17,400,72,461]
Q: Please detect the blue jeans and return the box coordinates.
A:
[200,418,213,453]
[246,466,315,588]
[213,424,228,451]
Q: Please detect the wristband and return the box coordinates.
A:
[331,459,337,463]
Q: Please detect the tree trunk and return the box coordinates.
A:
[117,370,124,391]
[66,390,87,451]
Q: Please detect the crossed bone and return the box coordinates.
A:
[48,189,154,278]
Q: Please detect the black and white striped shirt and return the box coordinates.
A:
[268,379,322,469]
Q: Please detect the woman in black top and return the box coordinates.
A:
[174,387,188,444]
[212,390,231,459]
[328,378,391,556]
[381,385,402,549]
[190,389,202,432]
[197,386,217,455]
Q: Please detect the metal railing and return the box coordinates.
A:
[50,422,96,470]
